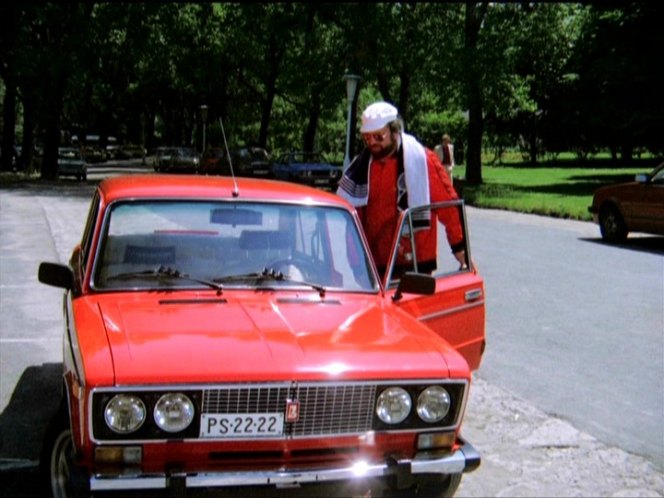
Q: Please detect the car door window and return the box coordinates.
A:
[387,201,485,370]
[385,200,470,286]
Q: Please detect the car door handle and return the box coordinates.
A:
[465,289,483,302]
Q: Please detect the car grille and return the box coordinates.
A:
[202,383,377,437]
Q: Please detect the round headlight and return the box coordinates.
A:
[416,386,451,423]
[105,394,146,434]
[376,387,412,424]
[154,393,195,433]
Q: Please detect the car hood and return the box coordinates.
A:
[591,181,641,206]
[92,293,455,384]
[596,181,639,193]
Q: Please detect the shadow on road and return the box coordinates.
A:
[0,363,62,496]
[580,235,664,256]
[0,363,63,460]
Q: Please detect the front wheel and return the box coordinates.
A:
[599,204,628,242]
[40,406,90,498]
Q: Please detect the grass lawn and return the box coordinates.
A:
[454,161,655,221]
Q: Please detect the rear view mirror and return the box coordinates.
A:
[210,208,262,226]
[392,272,436,301]
[38,262,74,290]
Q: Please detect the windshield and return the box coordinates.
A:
[93,200,377,292]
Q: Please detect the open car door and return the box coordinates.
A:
[386,200,486,371]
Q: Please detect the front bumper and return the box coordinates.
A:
[90,438,480,492]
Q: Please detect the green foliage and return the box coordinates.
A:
[0,2,662,178]
[458,161,653,220]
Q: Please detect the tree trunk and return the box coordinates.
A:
[464,2,487,186]
[466,80,483,185]
[40,80,65,181]
[1,79,17,172]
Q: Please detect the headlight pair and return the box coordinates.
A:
[376,386,451,424]
[105,392,195,434]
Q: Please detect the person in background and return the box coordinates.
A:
[434,133,455,184]
[337,101,466,278]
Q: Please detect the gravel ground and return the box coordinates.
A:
[456,374,664,497]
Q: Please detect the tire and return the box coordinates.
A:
[40,404,90,498]
[599,204,628,242]
[385,474,463,498]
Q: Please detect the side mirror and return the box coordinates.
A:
[392,272,436,301]
[38,262,74,290]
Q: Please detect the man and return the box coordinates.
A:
[434,133,455,183]
[337,101,466,278]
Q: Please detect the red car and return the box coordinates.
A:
[38,174,485,497]
[588,162,664,242]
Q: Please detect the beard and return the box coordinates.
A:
[368,137,398,160]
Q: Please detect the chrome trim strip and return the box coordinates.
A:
[90,442,480,491]
[417,300,485,321]
[88,379,468,445]
[91,475,166,491]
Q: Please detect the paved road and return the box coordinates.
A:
[466,207,664,469]
[0,170,662,496]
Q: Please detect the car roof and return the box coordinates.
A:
[97,174,347,205]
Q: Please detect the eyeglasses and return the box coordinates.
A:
[362,129,389,143]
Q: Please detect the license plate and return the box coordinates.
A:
[200,413,284,438]
[254,169,268,175]
[314,179,329,185]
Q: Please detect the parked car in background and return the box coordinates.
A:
[588,162,664,242]
[200,146,272,178]
[115,144,146,160]
[228,146,272,178]
[38,174,485,498]
[272,151,342,191]
[77,134,107,163]
[199,147,227,175]
[152,146,174,172]
[57,147,87,181]
[162,147,199,173]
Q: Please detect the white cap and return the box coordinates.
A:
[360,102,398,132]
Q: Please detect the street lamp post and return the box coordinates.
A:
[199,105,208,155]
[343,73,361,171]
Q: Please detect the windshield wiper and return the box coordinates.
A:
[214,268,326,297]
[106,265,223,293]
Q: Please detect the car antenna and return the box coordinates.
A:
[219,117,239,197]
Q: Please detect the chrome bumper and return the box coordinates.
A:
[90,439,480,492]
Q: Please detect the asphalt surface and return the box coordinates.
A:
[0,169,662,497]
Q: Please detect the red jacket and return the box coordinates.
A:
[357,148,464,272]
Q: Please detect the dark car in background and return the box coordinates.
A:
[162,147,199,173]
[199,146,272,178]
[152,146,174,172]
[588,162,664,242]
[272,151,341,191]
[77,134,107,163]
[57,147,87,181]
[153,147,199,173]
[199,147,227,175]
[229,146,272,178]
[115,144,146,160]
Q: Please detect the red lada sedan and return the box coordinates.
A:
[38,174,485,497]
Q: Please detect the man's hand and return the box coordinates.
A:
[454,250,468,270]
